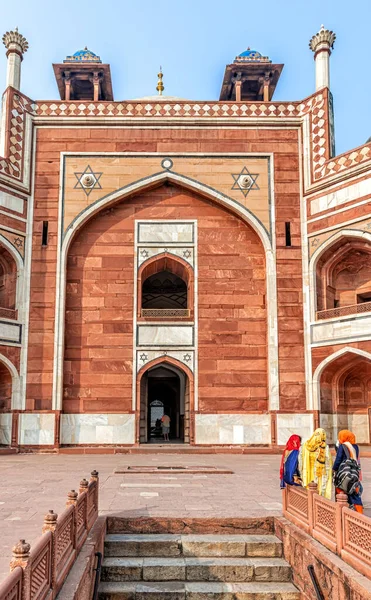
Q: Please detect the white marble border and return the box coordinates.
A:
[195,413,271,445]
[19,413,55,445]
[0,412,12,445]
[60,413,135,445]
[133,219,197,414]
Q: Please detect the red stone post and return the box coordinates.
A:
[66,489,78,507]
[42,510,58,534]
[308,481,318,533]
[335,492,348,555]
[10,539,31,599]
[79,478,89,494]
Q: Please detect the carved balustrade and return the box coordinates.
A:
[282,483,371,578]
[316,300,371,320]
[0,471,99,600]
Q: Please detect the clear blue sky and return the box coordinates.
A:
[1,0,370,155]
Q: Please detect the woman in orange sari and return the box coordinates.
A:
[333,430,363,513]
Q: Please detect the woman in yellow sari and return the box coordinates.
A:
[299,428,332,499]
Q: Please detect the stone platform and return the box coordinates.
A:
[0,453,370,584]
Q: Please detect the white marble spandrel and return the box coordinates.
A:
[61,413,135,445]
[0,321,21,343]
[0,413,12,445]
[19,413,55,445]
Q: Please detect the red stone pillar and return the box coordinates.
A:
[11,411,19,448]
[235,80,242,102]
[335,492,348,554]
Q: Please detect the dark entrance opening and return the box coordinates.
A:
[139,364,190,444]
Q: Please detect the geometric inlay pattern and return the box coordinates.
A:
[231,166,259,197]
[74,165,102,196]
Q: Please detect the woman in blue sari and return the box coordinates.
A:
[280,434,302,488]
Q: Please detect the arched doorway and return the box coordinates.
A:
[316,349,371,443]
[139,362,190,444]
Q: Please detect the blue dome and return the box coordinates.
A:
[64,47,101,63]
[73,48,98,58]
[238,49,262,59]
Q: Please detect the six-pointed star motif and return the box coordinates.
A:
[231,166,259,197]
[74,165,103,196]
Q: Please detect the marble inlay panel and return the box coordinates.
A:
[61,413,135,445]
[348,414,370,444]
[312,314,371,344]
[195,414,271,445]
[311,177,371,215]
[0,321,21,343]
[137,350,194,372]
[320,413,349,445]
[0,190,24,213]
[277,413,314,445]
[138,222,194,244]
[138,247,194,268]
[19,413,55,445]
[137,325,194,347]
[0,413,12,445]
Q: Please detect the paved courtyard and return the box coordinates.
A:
[0,452,370,582]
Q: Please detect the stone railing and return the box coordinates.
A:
[316,300,371,320]
[283,482,371,578]
[0,307,18,320]
[0,470,99,600]
[141,308,190,318]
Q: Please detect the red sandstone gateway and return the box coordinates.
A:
[0,26,371,451]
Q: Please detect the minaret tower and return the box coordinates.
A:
[2,28,28,90]
[309,25,336,91]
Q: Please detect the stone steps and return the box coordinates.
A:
[98,581,301,599]
[101,556,292,582]
[104,534,283,558]
[99,533,300,600]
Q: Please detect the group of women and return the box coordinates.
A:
[280,428,363,513]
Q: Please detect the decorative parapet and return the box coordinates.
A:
[0,87,35,193]
[1,83,371,195]
[0,470,99,599]
[282,484,371,579]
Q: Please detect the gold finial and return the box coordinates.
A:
[156,66,164,96]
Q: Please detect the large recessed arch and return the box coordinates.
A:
[312,346,371,411]
[309,229,371,321]
[0,352,21,411]
[0,234,24,315]
[52,171,279,413]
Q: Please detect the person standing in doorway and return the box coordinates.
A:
[161,413,171,442]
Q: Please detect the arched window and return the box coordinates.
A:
[142,271,187,309]
[139,254,192,318]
